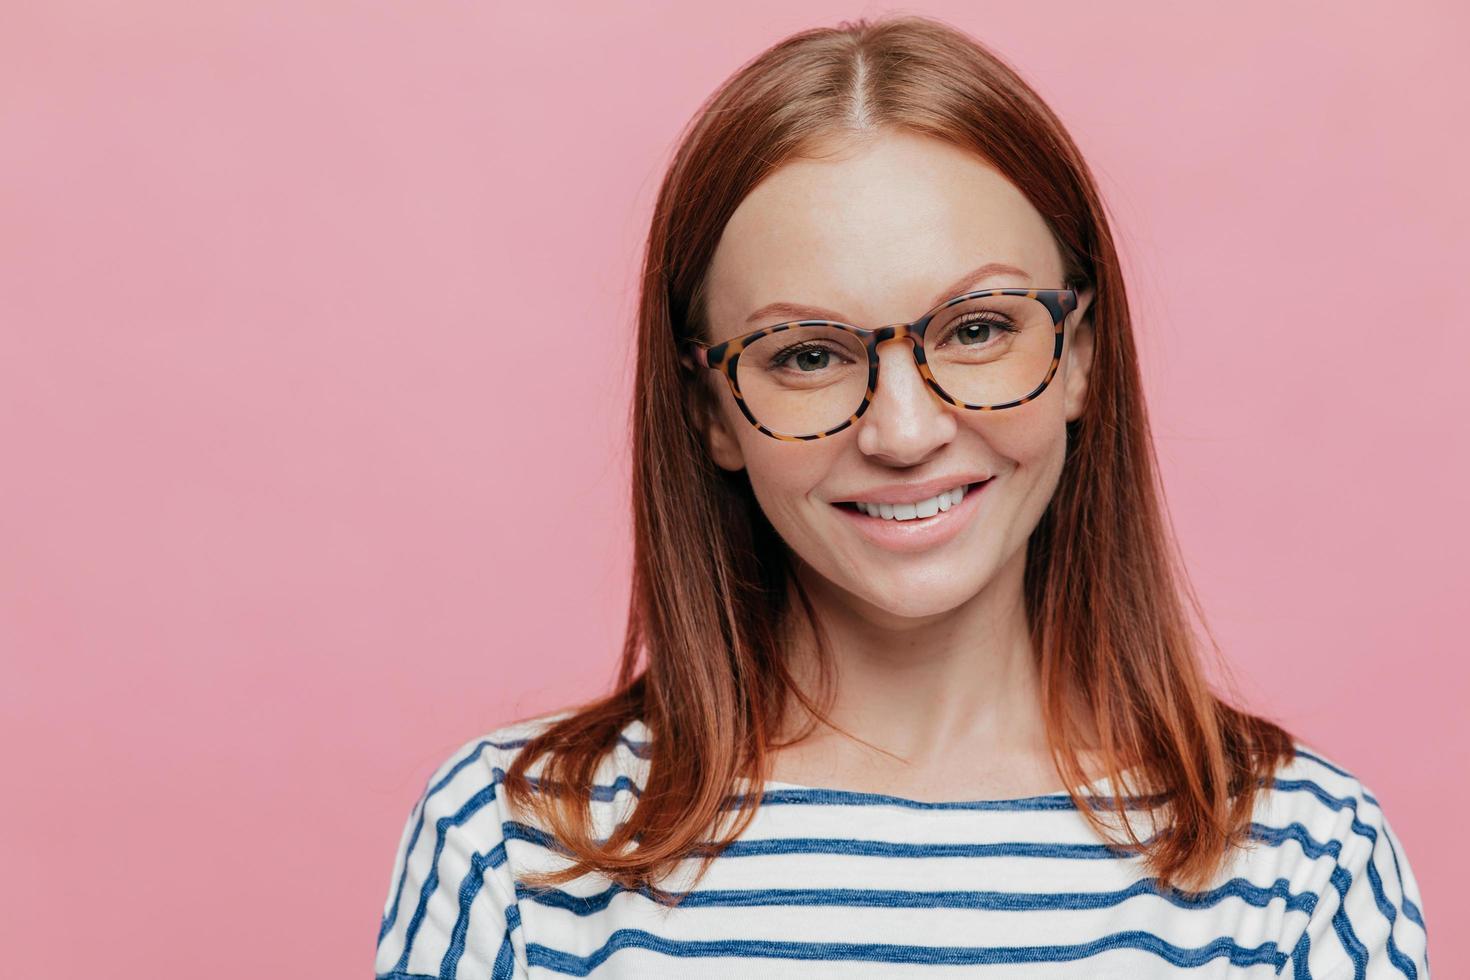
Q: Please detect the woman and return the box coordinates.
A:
[375,15,1428,978]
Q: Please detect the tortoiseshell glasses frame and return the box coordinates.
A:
[679,287,1080,442]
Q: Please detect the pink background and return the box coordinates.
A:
[2,2,1464,975]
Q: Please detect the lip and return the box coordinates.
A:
[830,477,992,553]
[832,473,992,506]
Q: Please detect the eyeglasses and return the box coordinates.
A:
[680,287,1080,441]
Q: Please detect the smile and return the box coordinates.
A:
[831,478,994,553]
[849,483,969,521]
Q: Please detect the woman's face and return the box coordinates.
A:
[696,130,1095,624]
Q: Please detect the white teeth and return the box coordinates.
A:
[855,484,968,521]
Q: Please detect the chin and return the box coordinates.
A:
[821,564,991,620]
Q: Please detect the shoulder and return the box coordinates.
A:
[409,706,643,826]
[395,708,651,869]
[375,708,637,980]
[1244,741,1430,976]
[475,708,652,806]
[403,709,578,822]
[1254,742,1406,856]
[409,709,652,894]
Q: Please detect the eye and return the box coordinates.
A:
[770,343,849,372]
[946,313,1019,346]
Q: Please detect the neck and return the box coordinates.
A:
[777,542,1048,770]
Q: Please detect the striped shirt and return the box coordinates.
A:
[375,711,1429,978]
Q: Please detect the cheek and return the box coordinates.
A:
[742,442,827,511]
[959,399,1066,469]
[738,439,841,540]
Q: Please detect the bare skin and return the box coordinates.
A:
[694,129,1099,802]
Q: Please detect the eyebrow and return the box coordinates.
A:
[743,261,1033,326]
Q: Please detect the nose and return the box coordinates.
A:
[853,334,957,463]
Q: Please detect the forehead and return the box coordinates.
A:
[703,131,1063,339]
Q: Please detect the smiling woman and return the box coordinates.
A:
[374,14,1429,979]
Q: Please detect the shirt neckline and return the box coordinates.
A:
[748,768,1132,810]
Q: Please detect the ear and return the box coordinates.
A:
[1062,284,1096,423]
[684,366,747,473]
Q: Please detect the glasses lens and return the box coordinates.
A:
[735,325,868,437]
[731,295,1058,437]
[923,293,1056,407]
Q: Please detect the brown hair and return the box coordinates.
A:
[500,13,1293,898]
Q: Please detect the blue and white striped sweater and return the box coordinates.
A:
[375,712,1429,978]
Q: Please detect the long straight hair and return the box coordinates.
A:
[500,13,1293,898]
